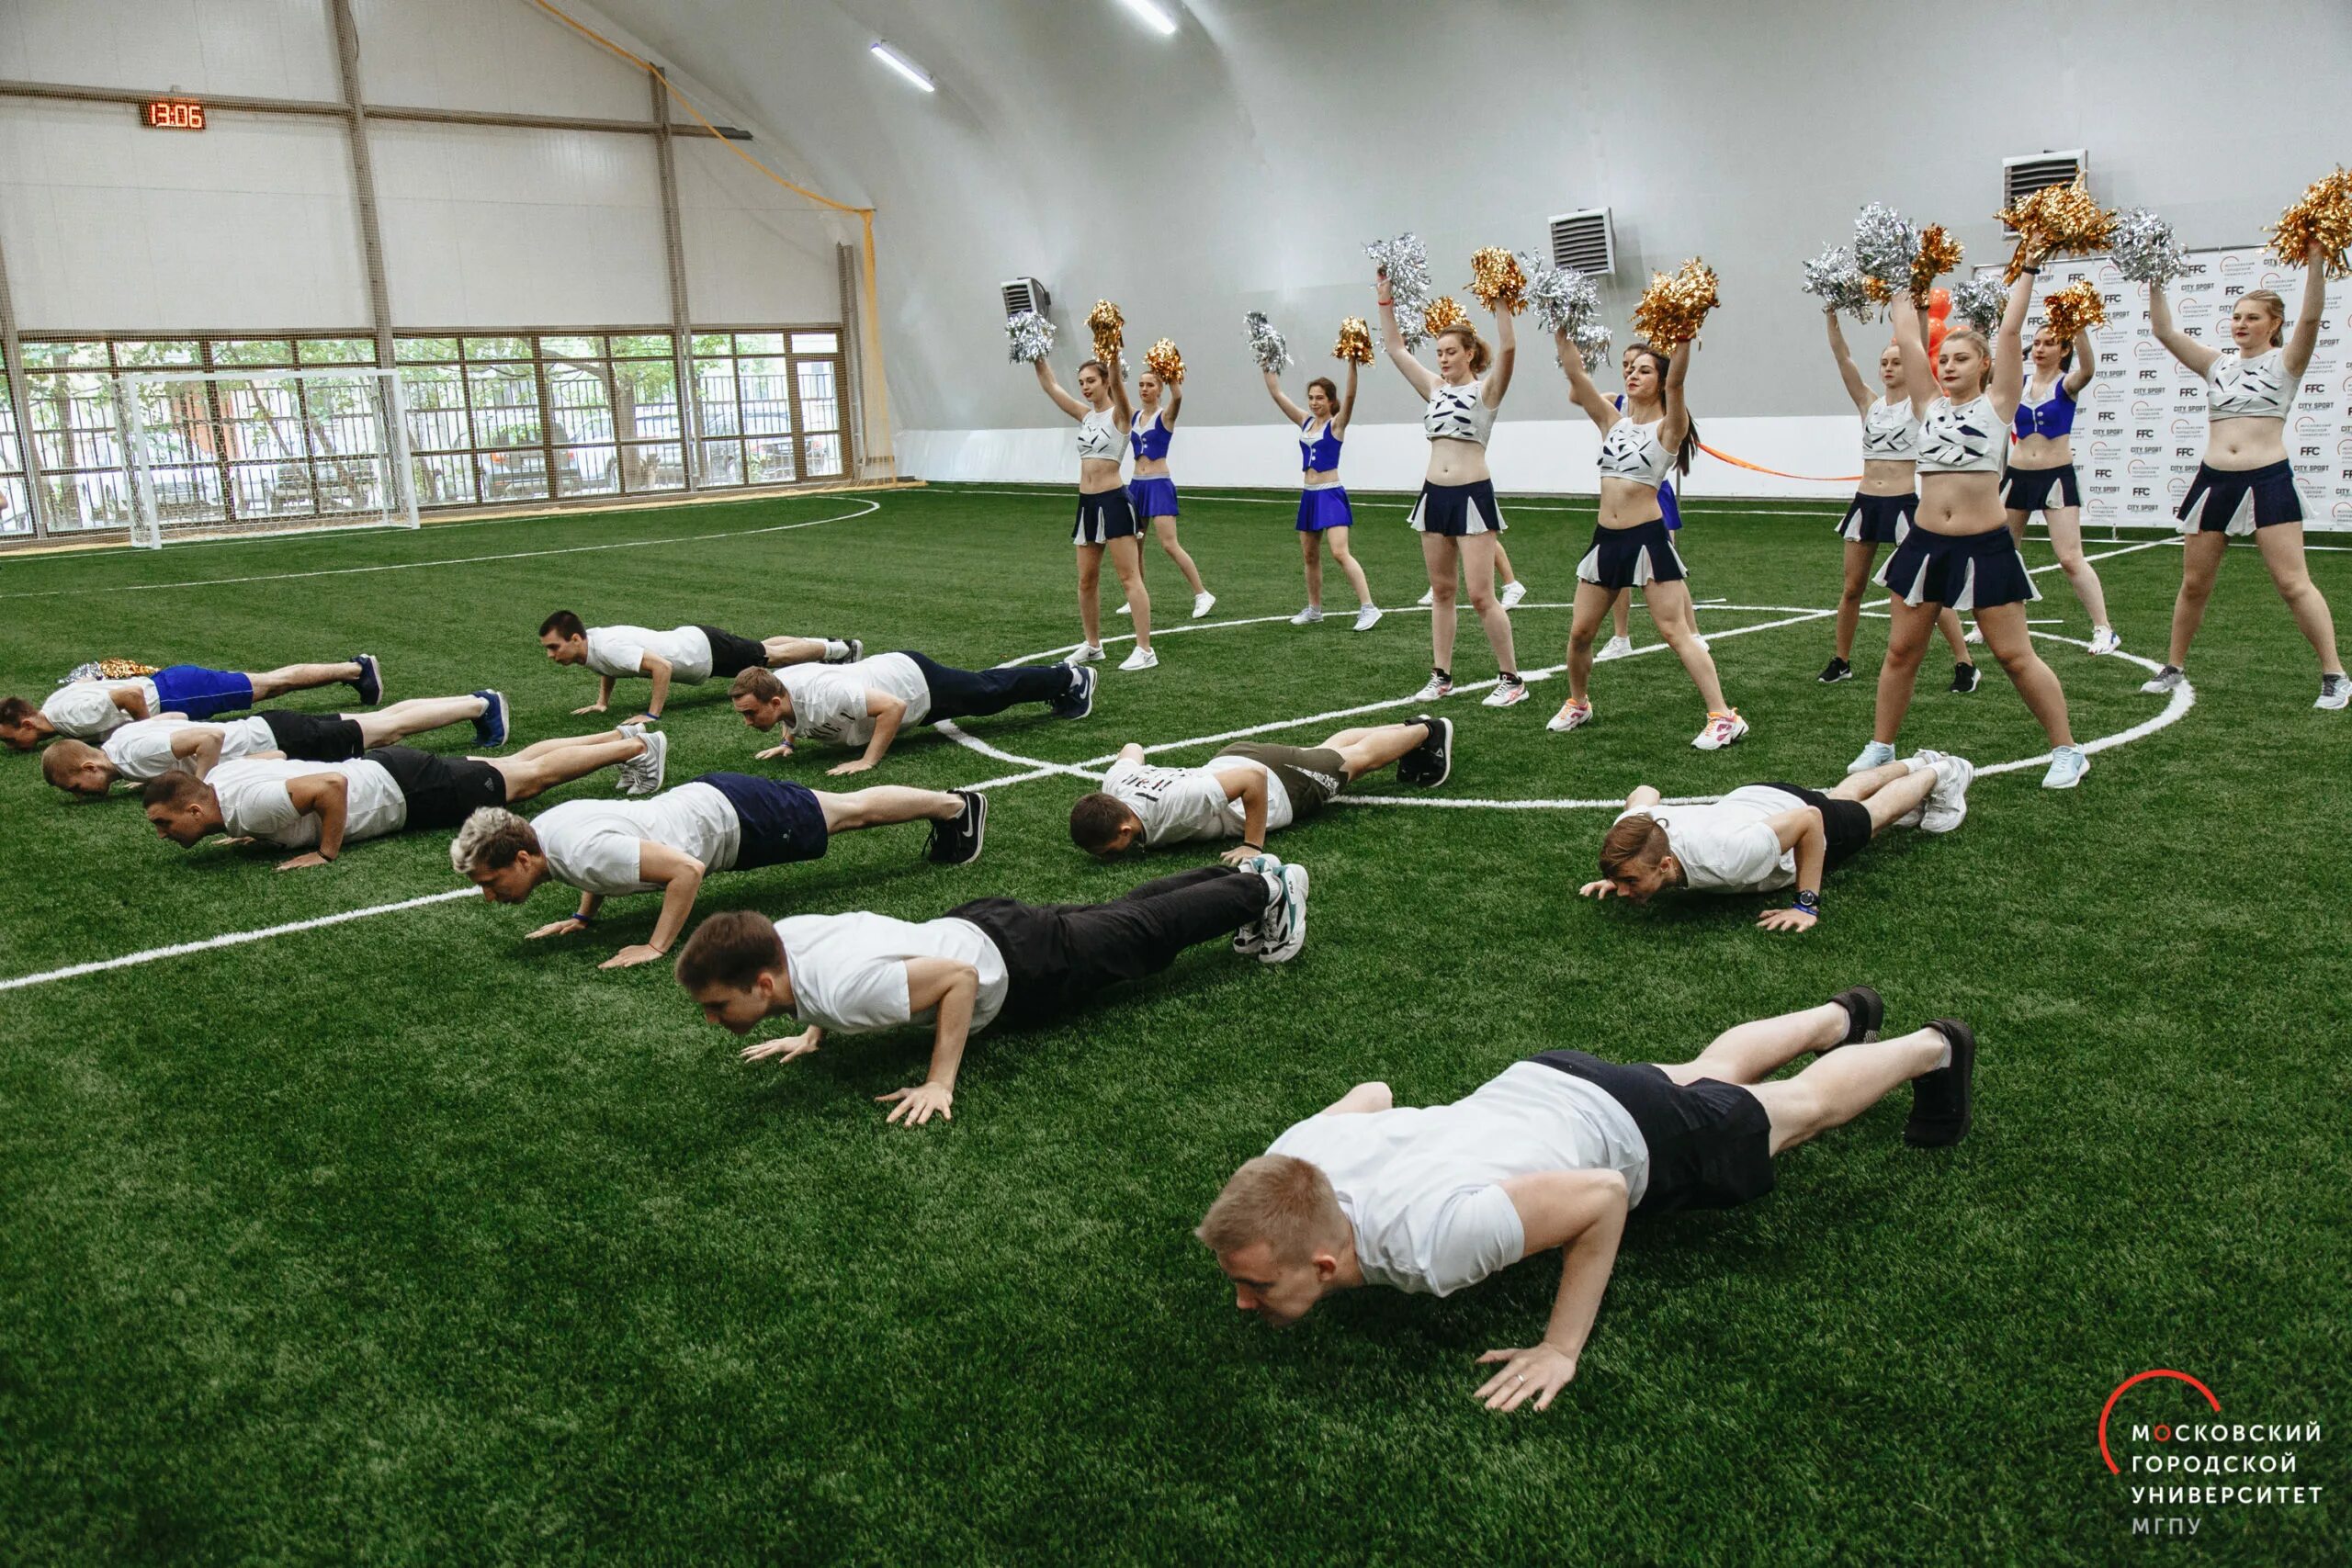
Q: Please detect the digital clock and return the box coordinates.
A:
[143,99,206,131]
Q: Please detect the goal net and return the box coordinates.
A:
[115,365,419,548]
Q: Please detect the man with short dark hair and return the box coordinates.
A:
[676,854,1312,1127]
[42,692,508,799]
[2,653,383,750]
[1197,988,1977,1413]
[537,610,858,724]
[730,652,1095,775]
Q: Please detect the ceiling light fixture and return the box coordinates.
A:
[1113,0,1179,38]
[868,40,935,93]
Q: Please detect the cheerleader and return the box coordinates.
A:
[2142,239,2346,709]
[1378,273,1526,705]
[1820,312,1979,691]
[1122,363,1216,621]
[1550,335,1747,750]
[1856,276,2086,786]
[1032,349,1158,671]
[2003,313,2118,653]
[1261,360,1381,630]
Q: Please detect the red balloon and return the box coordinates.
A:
[1927,286,1952,321]
[1928,321,1950,357]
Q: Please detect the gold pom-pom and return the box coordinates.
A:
[1910,224,1963,302]
[1087,299,1125,364]
[1631,258,1721,350]
[1334,317,1374,364]
[1996,176,2115,281]
[96,659,162,680]
[1466,247,1528,314]
[2040,277,2107,342]
[2266,166,2352,280]
[1420,296,1469,335]
[1144,338,1184,384]
[1861,274,1894,306]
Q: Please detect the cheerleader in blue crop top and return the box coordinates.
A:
[2002,305,2119,654]
[1262,354,1381,631]
[1125,360,1216,621]
[1861,276,2086,788]
[1030,344,1158,672]
[2143,239,2346,710]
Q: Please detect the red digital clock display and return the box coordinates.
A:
[144,99,206,131]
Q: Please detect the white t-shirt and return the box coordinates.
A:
[1614,784,1810,893]
[41,679,159,739]
[209,757,408,849]
[777,912,1009,1035]
[583,625,716,684]
[1101,754,1294,846]
[1266,1063,1651,1296]
[101,716,275,782]
[531,782,743,897]
[777,654,933,748]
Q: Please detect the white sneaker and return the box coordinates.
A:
[1118,647,1159,671]
[1597,635,1634,661]
[1481,677,1531,708]
[2041,744,2088,790]
[1290,605,1325,626]
[1114,601,1133,616]
[1546,698,1594,733]
[1258,863,1311,964]
[1691,710,1749,750]
[1352,604,1384,632]
[618,728,668,796]
[1499,581,1529,609]
[1065,642,1105,666]
[1192,591,1217,619]
[1920,752,1975,833]
[2139,665,2183,695]
[2088,626,2121,656]
[1231,853,1283,954]
[1416,587,1435,607]
[2316,673,2350,711]
[1848,739,1897,773]
[1964,626,1984,647]
[1412,671,1453,702]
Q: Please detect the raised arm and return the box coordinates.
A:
[1263,369,1309,426]
[1106,348,1134,430]
[1825,311,1872,412]
[1377,275,1439,399]
[1888,292,1939,410]
[1333,359,1360,437]
[2284,240,2329,378]
[1035,357,1091,421]
[1160,368,1183,428]
[2145,282,2216,378]
[1553,329,1620,430]
[879,957,980,1128]
[1989,273,2031,426]
[598,840,706,970]
[2062,325,2098,397]
[1481,304,1516,407]
[1657,338,1694,452]
[1471,1168,1631,1413]
[277,773,349,871]
[829,689,905,776]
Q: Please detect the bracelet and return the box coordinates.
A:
[2020,266,2040,276]
[571,911,594,926]
[1240,840,1264,852]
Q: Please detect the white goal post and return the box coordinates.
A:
[112,364,420,548]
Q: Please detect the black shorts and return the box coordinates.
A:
[368,745,507,831]
[1750,782,1872,874]
[1576,518,1687,589]
[696,625,770,681]
[1074,488,1141,547]
[1530,1049,1774,1213]
[260,709,366,762]
[2000,463,2080,514]
[1408,478,1506,536]
[1213,742,1348,820]
[1877,525,2041,612]
[2177,458,2304,536]
[1836,491,1916,545]
[696,772,829,869]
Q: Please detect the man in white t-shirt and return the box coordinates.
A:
[1578,751,1974,934]
[1197,987,1977,1413]
[537,609,859,724]
[1070,716,1453,862]
[673,854,1312,1127]
[42,691,509,799]
[141,725,664,871]
[2,653,383,750]
[450,772,987,969]
[730,650,1094,775]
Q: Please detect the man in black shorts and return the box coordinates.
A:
[1195,988,1977,1413]
[40,691,509,799]
[537,611,861,725]
[1069,716,1453,862]
[1579,750,1974,933]
[142,725,665,871]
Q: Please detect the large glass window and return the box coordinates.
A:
[692,330,849,487]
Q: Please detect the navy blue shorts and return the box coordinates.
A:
[153,664,254,721]
[698,772,828,869]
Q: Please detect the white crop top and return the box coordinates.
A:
[1076,408,1124,461]
[1915,394,2004,475]
[2206,350,2290,421]
[1860,396,1920,462]
[1423,380,1497,446]
[1596,416,1676,489]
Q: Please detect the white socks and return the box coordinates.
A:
[824,639,852,661]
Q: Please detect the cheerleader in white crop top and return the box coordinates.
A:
[1031,345,1158,672]
[1861,278,2087,788]
[1375,266,1525,707]
[1261,354,1380,631]
[1818,310,1977,690]
[1551,331,1747,752]
[2143,238,2345,709]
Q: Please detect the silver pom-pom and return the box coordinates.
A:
[1950,276,2007,337]
[1572,319,1612,366]
[1365,231,1431,313]
[1801,243,1877,319]
[1526,255,1602,339]
[1005,310,1055,365]
[2109,207,2188,287]
[1852,202,1919,287]
[1243,310,1291,374]
[1395,302,1431,352]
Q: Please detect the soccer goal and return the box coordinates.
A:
[114,364,419,548]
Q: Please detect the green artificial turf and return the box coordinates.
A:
[0,484,2345,1564]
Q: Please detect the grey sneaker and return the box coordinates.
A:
[1848,739,1897,773]
[2139,665,2184,695]
[2316,672,2349,712]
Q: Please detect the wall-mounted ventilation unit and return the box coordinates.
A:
[1001,277,1051,318]
[2001,151,2088,232]
[1546,209,1615,276]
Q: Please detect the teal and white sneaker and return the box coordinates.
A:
[1258,863,1311,964]
[1848,739,1897,773]
[1231,853,1284,954]
[2041,744,2088,790]
[2316,673,2349,712]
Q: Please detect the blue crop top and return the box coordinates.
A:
[1299,416,1342,472]
[2013,375,2077,440]
[1130,409,1172,461]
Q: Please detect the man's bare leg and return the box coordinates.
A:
[248,661,364,701]
[1829,757,1937,831]
[504,728,626,763]
[1746,1029,1951,1154]
[1322,721,1432,781]
[1657,1001,1851,1088]
[762,636,832,667]
[352,695,485,747]
[818,784,963,830]
[489,732,646,801]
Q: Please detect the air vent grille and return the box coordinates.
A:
[1546,209,1615,276]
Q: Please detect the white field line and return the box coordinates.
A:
[949,486,1839,517]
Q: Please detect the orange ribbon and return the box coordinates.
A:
[1694,442,1861,484]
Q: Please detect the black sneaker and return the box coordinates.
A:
[1826,985,1883,1051]
[1396,714,1453,788]
[926,789,988,865]
[1049,664,1097,720]
[350,653,383,706]
[1949,661,1979,694]
[1817,656,1853,684]
[1903,1019,1977,1148]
